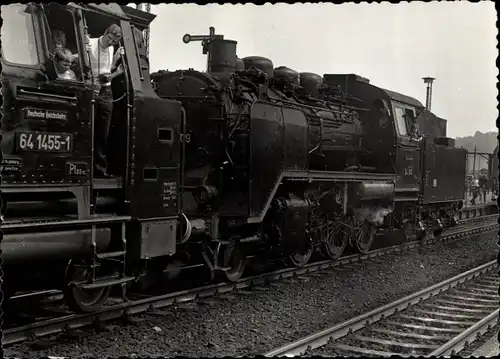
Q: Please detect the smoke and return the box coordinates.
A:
[354,206,393,226]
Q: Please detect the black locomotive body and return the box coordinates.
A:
[150,28,470,281]
[325,74,467,233]
[151,32,401,275]
[0,5,474,314]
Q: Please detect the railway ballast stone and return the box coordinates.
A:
[6,232,498,358]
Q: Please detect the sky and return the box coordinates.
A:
[136,2,497,138]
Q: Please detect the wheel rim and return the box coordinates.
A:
[71,286,109,307]
[223,244,246,282]
[355,223,376,254]
[64,266,110,312]
[288,242,313,267]
[323,224,348,260]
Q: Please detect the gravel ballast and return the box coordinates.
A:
[5,232,499,358]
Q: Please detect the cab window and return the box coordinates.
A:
[393,106,408,137]
[43,3,83,82]
[0,4,39,66]
[393,103,418,138]
[83,10,125,79]
[404,108,417,135]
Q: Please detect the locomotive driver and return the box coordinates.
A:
[85,24,125,177]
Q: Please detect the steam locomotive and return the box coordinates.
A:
[0,3,469,313]
[150,28,467,274]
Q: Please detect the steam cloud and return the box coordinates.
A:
[354,206,393,226]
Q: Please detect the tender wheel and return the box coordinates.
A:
[353,222,376,254]
[220,243,246,282]
[322,223,348,260]
[63,263,111,313]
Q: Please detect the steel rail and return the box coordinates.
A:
[263,260,499,357]
[429,309,499,356]
[3,218,498,347]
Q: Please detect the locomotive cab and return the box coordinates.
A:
[1,3,185,312]
[1,3,183,219]
[324,74,466,235]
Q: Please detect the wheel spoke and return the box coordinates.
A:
[323,223,348,260]
[354,223,375,254]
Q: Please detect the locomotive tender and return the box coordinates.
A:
[1,3,466,313]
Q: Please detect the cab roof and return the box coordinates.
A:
[382,87,424,109]
[68,3,156,29]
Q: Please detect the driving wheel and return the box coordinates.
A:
[220,242,246,282]
[321,223,348,260]
[353,222,376,254]
[286,231,314,267]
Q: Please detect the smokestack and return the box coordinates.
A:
[207,39,238,74]
[422,77,436,111]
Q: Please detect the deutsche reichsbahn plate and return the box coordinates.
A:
[16,131,74,153]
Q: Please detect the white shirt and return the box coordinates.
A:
[88,37,114,89]
[56,69,76,81]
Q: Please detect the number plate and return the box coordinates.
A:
[16,131,73,153]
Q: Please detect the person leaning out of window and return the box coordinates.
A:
[53,48,77,81]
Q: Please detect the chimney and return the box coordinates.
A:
[422,77,435,111]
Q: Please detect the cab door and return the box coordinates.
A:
[392,102,421,201]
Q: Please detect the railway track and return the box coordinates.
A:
[3,215,498,348]
[6,213,497,305]
[263,260,499,357]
